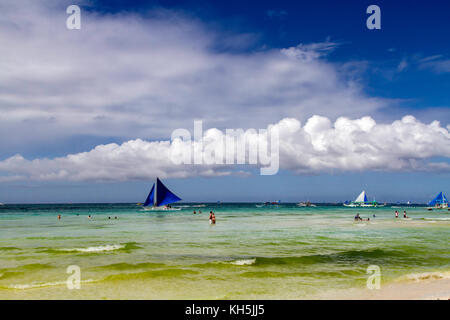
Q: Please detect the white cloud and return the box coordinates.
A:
[0,0,388,149]
[0,115,448,182]
[419,57,450,73]
[397,59,408,72]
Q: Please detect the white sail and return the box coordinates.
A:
[354,190,366,203]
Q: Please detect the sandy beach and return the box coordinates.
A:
[320,275,450,300]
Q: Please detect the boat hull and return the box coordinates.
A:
[143,206,182,212]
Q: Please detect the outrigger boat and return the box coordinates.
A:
[427,192,448,210]
[142,178,182,211]
[343,190,384,207]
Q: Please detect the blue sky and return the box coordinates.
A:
[0,0,448,203]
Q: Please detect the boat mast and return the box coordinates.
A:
[154,178,157,207]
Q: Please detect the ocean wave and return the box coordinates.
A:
[5,279,97,290]
[95,262,166,270]
[0,247,20,251]
[420,218,450,221]
[39,242,141,254]
[400,271,450,282]
[104,268,198,281]
[199,250,409,269]
[228,259,256,266]
[0,271,24,280]
[0,263,53,273]
[55,244,125,253]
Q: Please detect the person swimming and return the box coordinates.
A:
[193,210,196,214]
[354,213,362,221]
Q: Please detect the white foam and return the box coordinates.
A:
[56,244,125,253]
[7,279,97,290]
[401,271,450,282]
[229,258,256,266]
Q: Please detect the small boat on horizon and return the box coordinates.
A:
[343,190,384,208]
[427,192,448,210]
[142,178,182,212]
[256,200,281,208]
[297,201,316,207]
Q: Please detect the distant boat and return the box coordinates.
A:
[297,201,316,207]
[0,203,3,206]
[343,190,384,207]
[143,178,182,211]
[427,192,448,210]
[256,200,281,208]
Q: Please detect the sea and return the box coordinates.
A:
[0,203,449,299]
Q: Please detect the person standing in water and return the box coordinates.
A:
[403,211,408,218]
[57,214,61,220]
[211,213,216,224]
[395,211,399,218]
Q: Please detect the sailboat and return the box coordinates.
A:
[343,190,383,207]
[427,192,448,210]
[142,178,182,211]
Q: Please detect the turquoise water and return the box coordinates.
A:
[0,203,449,299]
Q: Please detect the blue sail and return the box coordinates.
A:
[364,194,368,202]
[143,184,155,207]
[155,178,182,207]
[428,192,448,206]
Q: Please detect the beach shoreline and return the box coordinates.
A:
[318,277,450,300]
[1,272,449,300]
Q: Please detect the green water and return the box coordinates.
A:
[0,203,449,299]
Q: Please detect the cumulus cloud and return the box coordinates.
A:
[0,0,388,151]
[0,115,448,182]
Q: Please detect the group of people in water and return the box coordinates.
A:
[354,210,409,221]
[193,209,216,224]
[354,213,371,221]
[395,210,408,218]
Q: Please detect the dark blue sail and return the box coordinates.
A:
[143,184,155,207]
[428,192,448,206]
[155,178,181,206]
